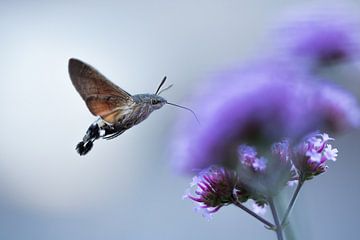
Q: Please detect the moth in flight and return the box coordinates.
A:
[68,58,198,155]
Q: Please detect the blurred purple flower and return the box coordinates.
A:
[237,140,294,197]
[238,145,267,172]
[275,4,360,67]
[172,61,360,174]
[317,84,360,132]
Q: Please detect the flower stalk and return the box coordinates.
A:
[269,198,284,240]
[281,180,304,227]
[232,200,275,229]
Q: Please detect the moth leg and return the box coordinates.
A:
[102,130,125,140]
[101,123,126,140]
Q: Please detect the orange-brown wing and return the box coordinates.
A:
[68,58,134,123]
[85,95,134,123]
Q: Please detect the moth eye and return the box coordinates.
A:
[151,99,158,105]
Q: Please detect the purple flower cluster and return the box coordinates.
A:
[185,134,338,218]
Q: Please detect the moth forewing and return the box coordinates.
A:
[68,58,135,118]
[68,58,132,97]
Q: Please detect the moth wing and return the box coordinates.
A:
[68,58,135,123]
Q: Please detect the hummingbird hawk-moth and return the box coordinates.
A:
[69,58,198,155]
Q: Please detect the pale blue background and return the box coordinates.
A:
[0,1,359,239]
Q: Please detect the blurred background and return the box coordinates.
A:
[0,0,359,239]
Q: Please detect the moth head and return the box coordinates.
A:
[153,75,199,123]
[150,95,167,110]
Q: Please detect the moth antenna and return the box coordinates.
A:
[166,102,200,124]
[155,76,167,95]
[158,84,174,95]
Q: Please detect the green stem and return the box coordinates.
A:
[232,200,275,229]
[281,181,304,227]
[269,198,284,240]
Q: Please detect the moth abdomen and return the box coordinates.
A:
[83,123,100,142]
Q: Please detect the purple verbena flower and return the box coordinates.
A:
[293,133,338,180]
[183,166,249,219]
